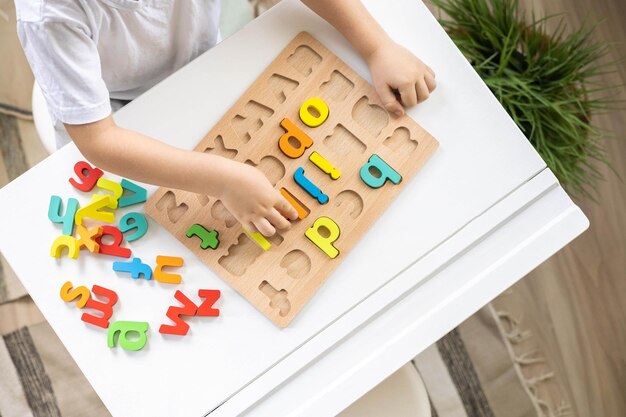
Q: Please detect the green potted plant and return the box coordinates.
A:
[430,0,621,197]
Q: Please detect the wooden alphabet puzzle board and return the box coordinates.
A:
[144,32,438,327]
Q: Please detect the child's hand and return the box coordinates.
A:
[366,40,436,116]
[217,161,298,236]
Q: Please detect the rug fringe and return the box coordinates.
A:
[488,303,572,417]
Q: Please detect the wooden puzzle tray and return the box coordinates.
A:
[144,32,438,327]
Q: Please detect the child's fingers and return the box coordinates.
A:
[275,197,298,221]
[416,79,430,103]
[425,73,437,93]
[426,65,436,78]
[243,221,258,234]
[267,208,291,230]
[254,217,276,237]
[399,83,418,107]
[376,82,404,116]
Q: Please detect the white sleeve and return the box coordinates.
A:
[17,19,111,125]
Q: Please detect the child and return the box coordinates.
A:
[16,0,436,237]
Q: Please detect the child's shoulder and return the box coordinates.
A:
[15,0,89,24]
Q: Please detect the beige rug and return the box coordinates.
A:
[0,115,47,305]
[416,307,535,417]
[0,322,109,417]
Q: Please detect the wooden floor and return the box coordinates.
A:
[0,0,624,416]
[494,0,626,416]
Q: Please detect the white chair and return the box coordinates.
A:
[339,363,431,417]
[31,81,56,155]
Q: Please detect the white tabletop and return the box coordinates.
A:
[0,1,587,416]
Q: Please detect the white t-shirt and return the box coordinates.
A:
[15,0,221,146]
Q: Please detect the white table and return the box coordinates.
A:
[0,1,588,416]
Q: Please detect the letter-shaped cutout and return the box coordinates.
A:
[113,258,153,280]
[69,160,103,192]
[359,154,402,189]
[95,178,123,209]
[95,226,131,258]
[155,190,189,223]
[48,196,79,236]
[185,224,219,250]
[75,195,115,225]
[243,228,271,251]
[279,188,310,219]
[305,216,341,259]
[159,290,197,336]
[278,118,313,159]
[119,212,148,242]
[60,281,91,308]
[50,235,80,259]
[309,151,341,180]
[107,321,149,351]
[154,256,183,284]
[76,225,103,253]
[259,281,291,317]
[118,179,147,208]
[81,285,118,328]
[197,289,221,317]
[293,167,328,204]
[299,97,329,127]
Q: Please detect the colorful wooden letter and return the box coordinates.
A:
[48,196,79,235]
[118,179,147,208]
[154,256,184,284]
[75,195,115,225]
[113,258,152,280]
[159,290,197,336]
[309,151,341,180]
[293,167,328,204]
[81,285,118,329]
[95,178,123,209]
[299,97,329,127]
[50,235,80,259]
[185,224,219,250]
[59,281,90,308]
[95,226,131,258]
[305,216,341,259]
[278,118,313,158]
[76,225,103,253]
[359,154,402,189]
[107,321,149,351]
[243,228,271,251]
[69,160,103,192]
[119,212,148,242]
[197,289,221,317]
[279,188,310,219]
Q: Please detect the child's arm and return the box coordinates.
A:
[65,116,298,236]
[301,0,436,115]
